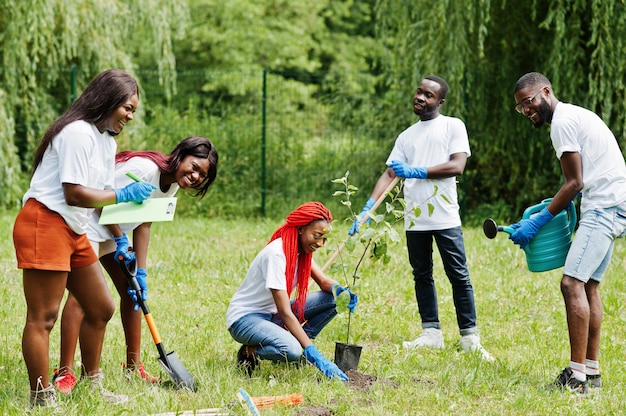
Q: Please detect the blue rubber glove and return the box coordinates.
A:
[113,234,135,265]
[127,267,148,311]
[348,197,376,236]
[331,283,359,313]
[113,182,156,204]
[509,207,554,249]
[388,160,427,179]
[303,345,348,381]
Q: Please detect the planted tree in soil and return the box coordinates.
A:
[324,171,449,372]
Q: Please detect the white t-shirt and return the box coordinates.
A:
[226,238,298,329]
[22,120,116,235]
[386,115,471,231]
[87,156,180,242]
[551,102,626,213]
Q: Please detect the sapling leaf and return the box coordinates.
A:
[373,240,387,257]
[371,213,385,224]
[345,237,356,252]
[382,253,391,265]
[333,191,345,196]
[335,290,350,313]
[387,228,401,243]
[441,194,451,204]
[412,207,422,218]
[360,227,375,241]
[331,178,345,184]
[348,185,358,191]
[428,203,435,216]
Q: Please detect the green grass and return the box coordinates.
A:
[2,210,626,415]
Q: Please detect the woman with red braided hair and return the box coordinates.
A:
[227,202,357,380]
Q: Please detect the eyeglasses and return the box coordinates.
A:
[515,89,543,114]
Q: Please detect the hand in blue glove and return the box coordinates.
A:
[113,234,135,265]
[388,160,427,179]
[127,267,148,311]
[348,197,376,236]
[331,283,359,313]
[509,207,554,249]
[113,182,156,204]
[303,345,348,381]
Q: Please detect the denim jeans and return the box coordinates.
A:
[228,290,337,362]
[406,227,477,335]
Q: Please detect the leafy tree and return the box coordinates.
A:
[0,0,188,207]
[374,0,626,221]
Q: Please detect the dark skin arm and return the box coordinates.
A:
[368,152,467,201]
[62,183,118,207]
[271,260,339,350]
[545,151,583,215]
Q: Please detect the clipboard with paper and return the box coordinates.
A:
[99,197,177,224]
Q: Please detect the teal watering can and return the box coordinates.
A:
[483,198,577,272]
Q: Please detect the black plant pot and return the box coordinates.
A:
[334,342,362,373]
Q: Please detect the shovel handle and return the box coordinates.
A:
[321,176,400,272]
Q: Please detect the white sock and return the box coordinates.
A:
[569,361,586,381]
[585,359,600,376]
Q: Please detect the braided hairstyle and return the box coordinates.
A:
[269,201,332,321]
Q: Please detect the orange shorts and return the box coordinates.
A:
[13,199,98,271]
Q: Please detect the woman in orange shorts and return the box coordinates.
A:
[12,69,156,409]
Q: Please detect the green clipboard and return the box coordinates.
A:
[99,197,177,224]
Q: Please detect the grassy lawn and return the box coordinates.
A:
[1,210,626,415]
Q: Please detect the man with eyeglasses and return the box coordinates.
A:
[511,71,626,395]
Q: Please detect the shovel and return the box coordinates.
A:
[119,258,198,391]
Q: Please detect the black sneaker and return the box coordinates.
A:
[588,374,602,389]
[237,345,259,377]
[552,367,588,395]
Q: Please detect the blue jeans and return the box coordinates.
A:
[406,227,477,335]
[564,203,626,283]
[228,291,337,362]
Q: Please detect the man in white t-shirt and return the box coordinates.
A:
[350,75,493,361]
[512,72,626,395]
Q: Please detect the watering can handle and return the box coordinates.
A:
[566,200,577,233]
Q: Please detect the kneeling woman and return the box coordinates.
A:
[226,202,357,380]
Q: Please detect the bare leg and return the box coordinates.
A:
[58,293,85,372]
[101,253,143,367]
[66,263,115,375]
[585,280,602,361]
[22,269,68,390]
[560,275,589,364]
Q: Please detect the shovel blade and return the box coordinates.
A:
[158,351,198,391]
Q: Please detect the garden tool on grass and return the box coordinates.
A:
[483,198,577,272]
[119,257,198,391]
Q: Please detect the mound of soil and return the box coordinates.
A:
[346,369,399,392]
[296,405,334,416]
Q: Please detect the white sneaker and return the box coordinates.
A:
[85,369,129,404]
[460,334,495,362]
[29,384,58,409]
[402,328,444,350]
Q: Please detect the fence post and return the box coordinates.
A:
[261,67,267,216]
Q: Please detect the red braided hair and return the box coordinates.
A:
[269,202,332,322]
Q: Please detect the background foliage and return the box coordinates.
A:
[1,0,625,225]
